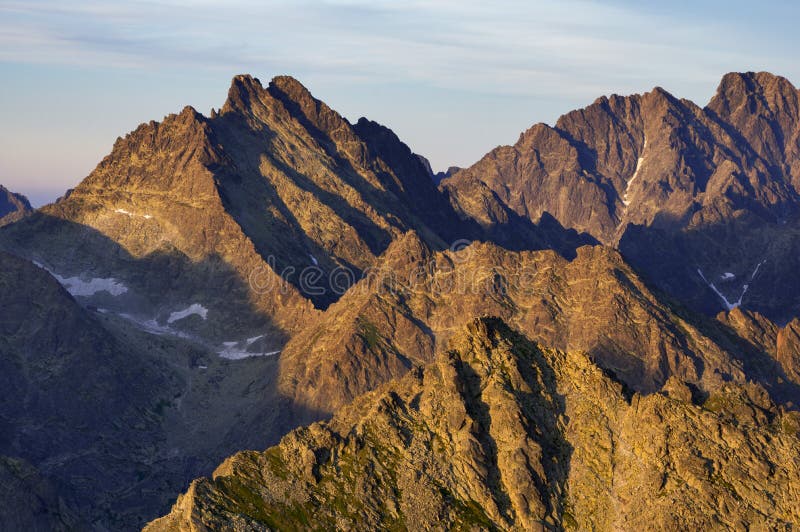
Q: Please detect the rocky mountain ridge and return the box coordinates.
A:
[2,71,800,530]
[277,231,786,418]
[148,318,800,531]
[443,71,800,322]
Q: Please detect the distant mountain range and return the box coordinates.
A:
[0,185,31,226]
[2,71,800,530]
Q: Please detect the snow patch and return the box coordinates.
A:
[52,273,128,297]
[145,317,190,337]
[698,260,765,311]
[697,269,741,311]
[720,272,735,280]
[750,260,765,279]
[622,136,647,207]
[217,335,278,360]
[113,312,196,340]
[167,303,208,324]
[33,262,128,297]
[114,208,153,220]
[218,345,281,360]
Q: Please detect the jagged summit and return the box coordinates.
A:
[232,73,263,85]
[0,70,470,334]
[711,70,798,104]
[443,70,800,321]
[221,73,266,112]
[222,73,348,133]
[269,74,318,105]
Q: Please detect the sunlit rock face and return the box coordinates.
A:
[148,318,800,532]
[444,72,800,323]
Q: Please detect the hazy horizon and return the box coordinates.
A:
[2,0,799,206]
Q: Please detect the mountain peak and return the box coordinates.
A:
[0,184,32,226]
[223,74,319,116]
[716,70,796,93]
[175,104,205,124]
[230,73,263,89]
[269,74,311,99]
[517,122,556,145]
[268,75,323,115]
[222,74,267,115]
[379,229,431,266]
[708,71,799,113]
[640,85,680,109]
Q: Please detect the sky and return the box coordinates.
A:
[1,0,799,206]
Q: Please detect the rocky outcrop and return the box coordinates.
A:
[718,308,800,400]
[148,318,800,531]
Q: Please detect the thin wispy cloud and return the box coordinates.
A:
[1,0,798,204]
[0,0,776,94]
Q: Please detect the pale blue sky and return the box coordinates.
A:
[1,0,798,205]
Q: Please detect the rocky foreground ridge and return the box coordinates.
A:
[148,318,800,531]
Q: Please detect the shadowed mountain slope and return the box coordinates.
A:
[0,251,320,529]
[0,185,32,226]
